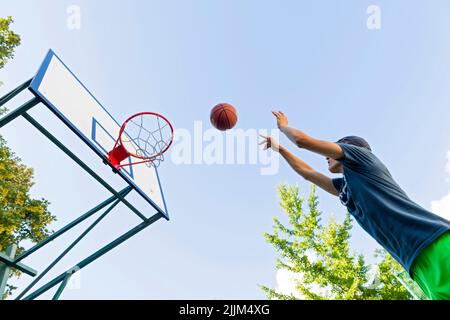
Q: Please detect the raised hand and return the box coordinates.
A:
[272,111,289,129]
[259,134,280,152]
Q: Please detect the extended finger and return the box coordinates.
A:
[259,136,269,144]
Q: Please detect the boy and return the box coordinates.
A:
[260,111,450,300]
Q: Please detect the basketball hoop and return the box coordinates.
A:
[107,112,174,170]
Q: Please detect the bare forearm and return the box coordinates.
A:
[279,145,314,179]
[272,111,343,159]
[280,126,344,160]
[279,126,307,148]
[260,133,338,196]
[278,145,339,196]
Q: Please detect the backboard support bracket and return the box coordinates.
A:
[0,74,168,300]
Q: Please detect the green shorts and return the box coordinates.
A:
[411,231,450,300]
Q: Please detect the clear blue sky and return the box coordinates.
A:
[1,0,450,299]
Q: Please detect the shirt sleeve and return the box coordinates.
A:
[332,178,344,193]
[337,143,375,170]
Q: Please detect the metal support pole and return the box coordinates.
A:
[21,112,148,222]
[23,213,162,300]
[52,273,72,300]
[0,245,17,300]
[0,252,36,277]
[0,98,40,128]
[15,186,132,263]
[395,272,425,300]
[15,189,131,300]
[0,79,32,107]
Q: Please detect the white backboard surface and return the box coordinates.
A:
[29,50,168,219]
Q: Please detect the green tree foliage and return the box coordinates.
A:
[0,17,55,253]
[0,127,56,298]
[0,107,55,298]
[0,15,55,299]
[0,17,55,255]
[261,184,413,300]
[0,135,56,251]
[0,16,21,70]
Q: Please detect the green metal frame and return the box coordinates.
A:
[0,246,18,297]
[395,271,429,300]
[0,250,37,277]
[0,80,166,300]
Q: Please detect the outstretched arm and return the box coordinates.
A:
[272,111,344,160]
[260,136,339,197]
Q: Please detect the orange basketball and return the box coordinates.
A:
[210,103,238,131]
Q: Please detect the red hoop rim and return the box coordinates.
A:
[114,112,175,161]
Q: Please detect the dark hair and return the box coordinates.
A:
[337,136,372,151]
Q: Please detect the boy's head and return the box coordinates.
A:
[327,136,371,173]
[336,136,372,151]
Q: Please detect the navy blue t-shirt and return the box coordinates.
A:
[332,143,450,275]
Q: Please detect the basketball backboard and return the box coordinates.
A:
[28,50,169,219]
